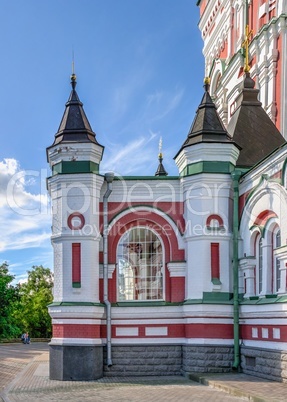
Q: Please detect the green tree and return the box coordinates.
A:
[0,262,20,339]
[15,266,53,338]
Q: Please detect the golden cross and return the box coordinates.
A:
[242,25,253,72]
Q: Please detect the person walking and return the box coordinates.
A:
[23,332,30,344]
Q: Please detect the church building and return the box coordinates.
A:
[47,0,287,382]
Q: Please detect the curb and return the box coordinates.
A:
[188,373,268,402]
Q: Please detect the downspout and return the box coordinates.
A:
[103,172,114,367]
[231,170,241,371]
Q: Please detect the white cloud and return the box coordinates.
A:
[0,158,51,253]
[100,85,184,176]
[101,131,159,175]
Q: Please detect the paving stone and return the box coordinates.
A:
[1,343,287,401]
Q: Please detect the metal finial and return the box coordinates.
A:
[70,50,77,89]
[155,136,168,176]
[204,76,210,92]
[241,1,253,73]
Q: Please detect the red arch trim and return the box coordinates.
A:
[206,214,224,227]
[254,210,277,226]
[108,211,184,262]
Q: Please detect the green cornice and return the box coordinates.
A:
[240,294,287,304]
[52,161,99,175]
[180,161,235,177]
[211,278,222,285]
[48,302,105,307]
[113,176,179,181]
[184,292,233,304]
[113,301,181,307]
[203,292,233,302]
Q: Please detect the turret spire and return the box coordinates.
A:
[174,77,238,159]
[48,73,103,147]
[155,136,168,176]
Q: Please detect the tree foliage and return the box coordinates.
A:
[0,264,53,340]
[14,266,54,338]
[0,262,20,338]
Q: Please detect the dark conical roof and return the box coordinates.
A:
[175,80,239,159]
[51,74,102,146]
[155,154,168,176]
[228,73,285,168]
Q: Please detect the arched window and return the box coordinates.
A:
[117,227,163,301]
[273,229,281,293]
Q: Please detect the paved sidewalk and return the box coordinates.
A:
[1,343,287,401]
[189,372,287,401]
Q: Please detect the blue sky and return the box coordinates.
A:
[0,0,204,282]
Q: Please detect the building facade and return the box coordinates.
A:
[198,0,287,134]
[47,1,287,382]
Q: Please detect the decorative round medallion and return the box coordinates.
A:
[67,212,85,230]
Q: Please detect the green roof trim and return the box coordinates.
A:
[211,278,222,285]
[184,292,233,305]
[112,301,181,307]
[52,161,99,175]
[180,161,235,177]
[48,302,105,307]
[203,292,233,302]
[113,176,179,181]
[240,294,287,304]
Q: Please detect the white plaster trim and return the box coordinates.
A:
[239,318,287,325]
[273,328,281,339]
[116,327,139,336]
[145,327,168,336]
[242,340,287,350]
[50,338,104,346]
[99,263,116,279]
[110,338,234,346]
[111,337,185,345]
[185,318,233,324]
[112,319,183,325]
[167,262,186,277]
[184,338,234,345]
[52,319,102,325]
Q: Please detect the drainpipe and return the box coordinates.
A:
[103,172,114,367]
[231,170,242,371]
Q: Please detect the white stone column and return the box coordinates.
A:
[275,246,287,294]
[239,259,256,298]
[262,241,272,295]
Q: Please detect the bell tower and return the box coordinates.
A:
[174,79,240,301]
[47,74,105,380]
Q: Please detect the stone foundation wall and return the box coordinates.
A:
[50,345,103,380]
[103,344,234,376]
[103,345,182,376]
[182,345,234,374]
[241,346,287,382]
